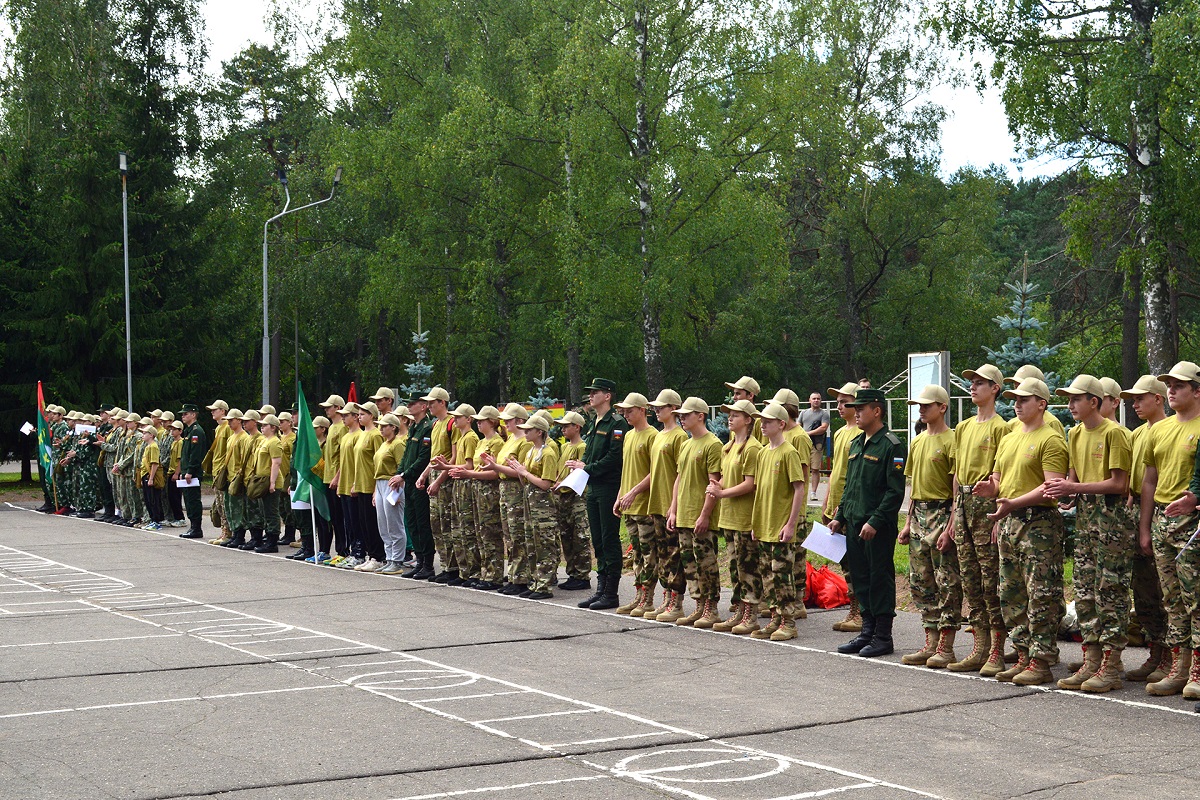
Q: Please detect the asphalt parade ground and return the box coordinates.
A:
[1,502,1195,800]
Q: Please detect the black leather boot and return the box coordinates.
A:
[240,529,262,550]
[838,615,877,654]
[412,552,435,580]
[858,614,894,658]
[254,530,279,553]
[589,574,621,610]
[578,574,607,608]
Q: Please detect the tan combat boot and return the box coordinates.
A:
[901,629,937,665]
[752,611,781,639]
[795,604,808,620]
[693,598,721,629]
[1126,643,1166,681]
[1065,643,1087,672]
[1011,657,1053,686]
[948,627,989,672]
[1081,648,1125,693]
[617,585,644,615]
[731,603,761,635]
[642,591,669,621]
[630,588,656,618]
[770,613,798,641]
[674,597,705,627]
[979,630,1007,678]
[995,649,1029,682]
[657,592,685,623]
[1146,644,1174,683]
[1181,649,1200,700]
[1056,643,1102,690]
[1146,646,1191,696]
[832,597,863,632]
[712,601,745,633]
[925,629,958,669]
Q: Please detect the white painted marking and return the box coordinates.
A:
[413,690,530,704]
[763,785,878,800]
[0,684,347,720]
[0,633,183,649]
[546,731,672,747]
[472,708,599,724]
[385,774,609,800]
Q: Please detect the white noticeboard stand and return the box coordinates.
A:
[907,351,950,441]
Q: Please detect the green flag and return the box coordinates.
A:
[292,384,330,521]
[36,381,51,475]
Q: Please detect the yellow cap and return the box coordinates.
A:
[259,404,276,416]
[1120,375,1168,400]
[471,405,501,421]
[160,411,175,422]
[1157,361,1200,383]
[754,402,790,423]
[770,388,800,406]
[1054,374,1104,398]
[908,384,950,405]
[243,409,262,421]
[359,401,379,419]
[615,392,649,409]
[171,420,184,430]
[558,410,586,427]
[826,382,859,400]
[499,402,530,421]
[1005,364,1045,385]
[261,414,281,427]
[962,364,1004,385]
[226,409,244,420]
[721,399,758,416]
[421,386,451,402]
[337,403,359,416]
[724,376,760,395]
[1098,377,1123,400]
[206,399,229,411]
[370,387,395,401]
[518,415,551,432]
[311,415,330,427]
[1003,378,1050,401]
[647,389,683,408]
[321,394,345,408]
[449,403,477,418]
[396,405,414,420]
[379,413,403,428]
[673,396,709,416]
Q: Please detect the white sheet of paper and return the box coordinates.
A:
[20,422,34,435]
[387,488,401,506]
[802,522,847,563]
[290,499,312,510]
[75,424,97,434]
[176,478,200,488]
[560,468,589,496]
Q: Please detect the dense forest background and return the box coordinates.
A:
[4,0,1200,467]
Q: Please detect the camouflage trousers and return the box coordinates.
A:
[1125,497,1166,644]
[556,492,592,580]
[1073,496,1134,650]
[955,487,1004,632]
[211,492,233,538]
[792,520,810,602]
[1151,505,1200,649]
[757,539,798,617]
[225,491,246,534]
[451,479,480,580]
[122,472,146,521]
[499,480,529,584]
[653,514,685,593]
[626,514,656,586]
[998,507,1065,663]
[75,464,98,513]
[524,486,559,593]
[472,480,504,583]
[678,525,720,602]
[908,500,961,630]
[429,474,456,571]
[724,529,757,605]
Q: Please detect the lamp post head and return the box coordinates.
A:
[277,168,288,186]
[333,166,343,186]
[119,152,128,175]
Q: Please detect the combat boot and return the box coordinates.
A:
[1011,657,1053,686]
[631,588,657,618]
[254,530,279,553]
[1147,645,1174,683]
[979,630,1007,677]
[693,598,721,629]
[837,616,877,654]
[1147,646,1190,696]
[925,629,958,669]
[222,529,246,548]
[1082,648,1126,693]
[752,611,781,639]
[1057,643,1102,690]
[675,598,706,627]
[578,575,607,608]
[712,601,745,633]
[617,585,644,615]
[643,592,671,621]
[589,575,621,610]
[858,615,894,658]
[832,597,863,632]
[795,604,807,620]
[948,627,989,672]
[995,649,1029,682]
[657,592,685,623]
[1181,650,1200,700]
[731,603,761,635]
[770,613,798,641]
[901,629,938,665]
[1126,643,1167,681]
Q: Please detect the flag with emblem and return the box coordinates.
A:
[36,381,51,475]
[291,384,330,521]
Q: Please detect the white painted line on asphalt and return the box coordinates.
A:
[384,774,610,800]
[414,690,530,703]
[311,658,414,671]
[472,708,600,724]
[0,684,347,720]
[258,646,371,657]
[546,731,673,748]
[762,784,877,799]
[0,633,183,648]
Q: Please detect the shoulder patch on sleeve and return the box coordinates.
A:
[612,429,623,440]
[885,432,901,446]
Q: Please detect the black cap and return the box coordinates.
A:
[846,388,886,407]
[584,377,617,392]
[179,403,200,414]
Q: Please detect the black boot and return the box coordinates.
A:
[578,574,607,608]
[239,529,262,550]
[838,615,877,654]
[589,574,621,610]
[560,576,591,591]
[858,614,894,658]
[254,530,279,553]
[279,525,296,545]
[222,529,246,548]
[179,523,204,539]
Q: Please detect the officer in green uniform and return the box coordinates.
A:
[393,395,434,579]
[179,403,207,538]
[566,378,628,610]
[833,388,908,658]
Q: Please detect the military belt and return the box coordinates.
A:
[1010,505,1058,522]
[913,499,952,510]
[1077,493,1120,508]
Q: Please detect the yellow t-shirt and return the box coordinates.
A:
[254,435,285,489]
[497,436,532,481]
[647,426,687,517]
[476,435,504,476]
[556,440,585,485]
[1068,419,1132,487]
[784,425,813,479]
[354,428,383,494]
[618,426,657,516]
[430,415,454,461]
[718,436,761,531]
[225,431,248,479]
[994,424,1069,506]
[823,424,862,517]
[1009,410,1065,438]
[337,429,361,496]
[139,440,160,481]
[453,429,480,467]
[523,441,559,482]
[281,431,295,478]
[210,421,231,473]
[1144,414,1200,504]
[323,422,345,484]
[751,442,805,542]
[906,428,956,501]
[373,438,401,480]
[675,432,723,529]
[1130,422,1154,496]
[169,438,182,473]
[954,414,1009,484]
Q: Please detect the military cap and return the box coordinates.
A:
[558,410,587,427]
[311,415,330,428]
[379,413,402,428]
[615,392,649,409]
[226,409,244,420]
[206,399,229,411]
[826,382,859,399]
[171,420,184,430]
[754,402,790,422]
[673,396,709,416]
[1055,375,1104,398]
[449,403,477,418]
[499,402,530,421]
[1003,378,1051,402]
[358,401,379,419]
[648,389,683,408]
[1005,365,1045,385]
[472,405,501,421]
[421,386,451,402]
[583,378,617,392]
[770,388,800,406]
[847,388,887,407]
[320,394,345,409]
[179,403,200,414]
[908,385,950,405]
[243,409,262,422]
[370,387,395,401]
[518,415,551,432]
[721,399,758,416]
[1121,375,1168,399]
[724,376,761,395]
[1098,377,1123,400]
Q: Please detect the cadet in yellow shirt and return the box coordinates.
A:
[898,385,960,669]
[550,410,592,592]
[511,414,559,599]
[438,404,480,586]
[707,400,762,635]
[352,402,385,571]
[644,390,687,621]
[613,393,658,615]
[1044,375,1132,692]
[486,403,534,594]
[139,426,165,530]
[277,411,297,545]
[419,387,458,581]
[667,396,724,629]
[824,382,863,633]
[167,420,185,524]
[247,415,285,553]
[218,411,250,548]
[777,392,813,615]
[334,403,363,566]
[973,377,1068,686]
[206,400,233,542]
[1004,365,1066,438]
[748,402,807,641]
[451,406,506,590]
[373,413,408,574]
[318,395,347,561]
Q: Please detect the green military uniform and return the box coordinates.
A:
[179,405,207,535]
[51,417,70,509]
[579,379,628,581]
[97,415,117,518]
[399,410,434,573]
[73,422,100,517]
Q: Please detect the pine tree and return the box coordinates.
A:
[984,273,1064,420]
[400,308,433,399]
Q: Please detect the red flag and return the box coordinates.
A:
[37,381,46,418]
[347,382,357,403]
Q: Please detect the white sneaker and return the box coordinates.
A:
[809,493,818,501]
[378,561,403,575]
[339,556,363,569]
[355,558,382,572]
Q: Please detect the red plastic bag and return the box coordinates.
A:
[804,561,849,609]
